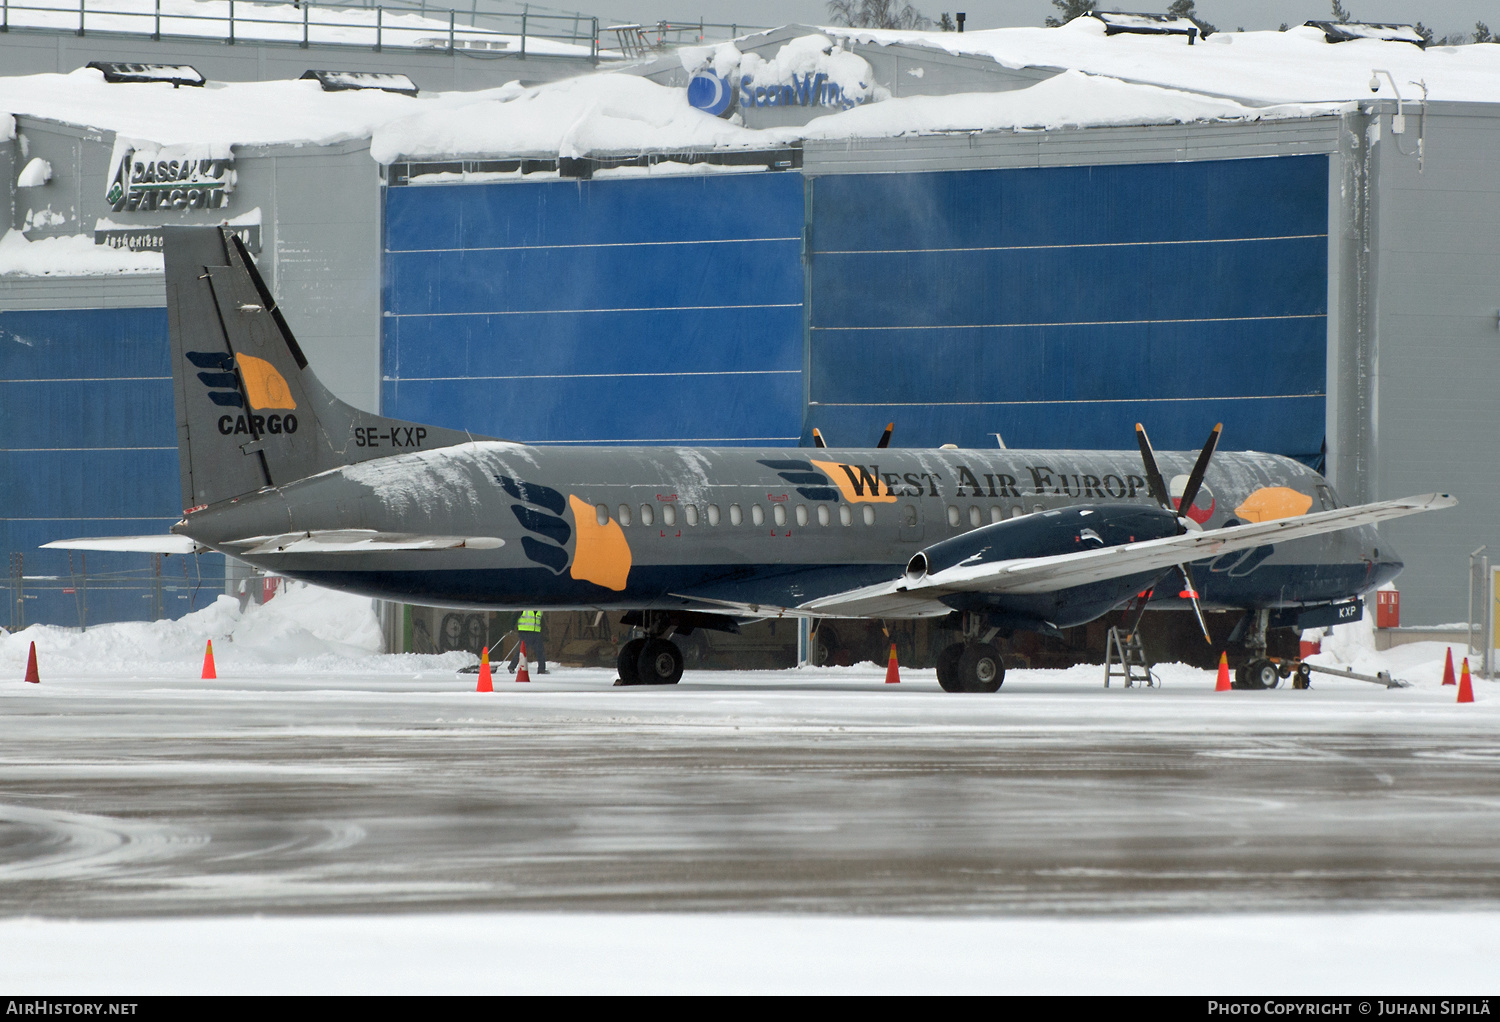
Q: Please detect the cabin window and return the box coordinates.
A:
[1011,506,1024,519]
[640,504,654,527]
[969,506,982,528]
[684,504,699,526]
[990,507,1003,524]
[839,505,853,527]
[707,504,721,526]
[662,504,676,527]
[773,504,787,527]
[729,504,743,526]
[947,505,961,528]
[618,504,632,527]
[795,504,809,527]
[751,504,765,526]
[596,504,609,527]
[1033,504,1044,514]
[817,505,830,527]
[903,505,919,528]
[862,505,876,526]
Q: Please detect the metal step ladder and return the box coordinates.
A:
[1104,590,1156,688]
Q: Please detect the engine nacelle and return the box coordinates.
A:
[906,504,1179,581]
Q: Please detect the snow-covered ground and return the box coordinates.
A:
[1,585,1495,994]
[4,911,1499,994]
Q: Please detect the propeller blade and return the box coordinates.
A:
[1134,423,1171,509]
[876,422,894,449]
[812,428,828,449]
[1174,423,1223,523]
[1178,564,1213,645]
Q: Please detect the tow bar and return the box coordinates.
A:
[1269,658,1408,689]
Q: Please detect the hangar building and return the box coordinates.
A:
[3,9,1497,639]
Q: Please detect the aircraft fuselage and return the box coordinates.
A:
[177,442,1399,628]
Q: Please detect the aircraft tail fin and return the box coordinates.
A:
[164,226,477,511]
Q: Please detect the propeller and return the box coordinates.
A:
[1135,422,1224,645]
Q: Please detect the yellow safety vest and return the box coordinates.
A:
[518,610,543,632]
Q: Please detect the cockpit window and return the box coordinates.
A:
[1315,484,1340,510]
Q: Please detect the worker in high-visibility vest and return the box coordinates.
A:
[508,609,547,674]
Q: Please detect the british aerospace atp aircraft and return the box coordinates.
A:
[48,227,1453,692]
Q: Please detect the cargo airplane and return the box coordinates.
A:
[47,228,1454,692]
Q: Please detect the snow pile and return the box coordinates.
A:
[1,66,437,148]
[734,34,889,110]
[798,69,1339,139]
[0,582,472,675]
[369,74,769,163]
[369,65,1333,163]
[1305,601,1476,690]
[0,229,162,276]
[16,158,52,188]
[828,17,1500,105]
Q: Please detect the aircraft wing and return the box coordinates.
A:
[42,535,201,554]
[781,492,1454,619]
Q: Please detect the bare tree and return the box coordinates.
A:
[826,0,932,30]
[1330,0,1353,25]
[1044,0,1094,28]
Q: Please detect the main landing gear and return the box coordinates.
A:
[935,613,1006,693]
[615,611,684,686]
[1231,607,1314,690]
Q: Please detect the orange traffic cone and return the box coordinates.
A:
[1442,648,1457,686]
[1215,651,1232,691]
[515,641,531,683]
[884,643,900,684]
[201,639,217,680]
[23,642,39,684]
[476,646,494,693]
[1458,658,1474,704]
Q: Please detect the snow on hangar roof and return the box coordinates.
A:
[3,15,1499,163]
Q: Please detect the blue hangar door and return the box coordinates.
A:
[383,172,806,445]
[806,155,1329,460]
[0,307,222,626]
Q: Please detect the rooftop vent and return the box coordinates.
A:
[85,62,204,87]
[1304,21,1426,48]
[1090,12,1200,43]
[300,70,419,96]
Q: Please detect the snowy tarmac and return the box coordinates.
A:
[1,659,1496,920]
[2,588,1498,991]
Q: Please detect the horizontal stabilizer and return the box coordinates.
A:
[226,530,505,555]
[42,536,200,555]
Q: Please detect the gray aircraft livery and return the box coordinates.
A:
[48,227,1453,692]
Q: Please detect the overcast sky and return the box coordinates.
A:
[562,2,1499,40]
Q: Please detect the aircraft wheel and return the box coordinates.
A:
[638,637,684,685]
[1242,657,1279,690]
[958,643,1006,693]
[811,626,838,667]
[616,637,647,686]
[936,643,965,692]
